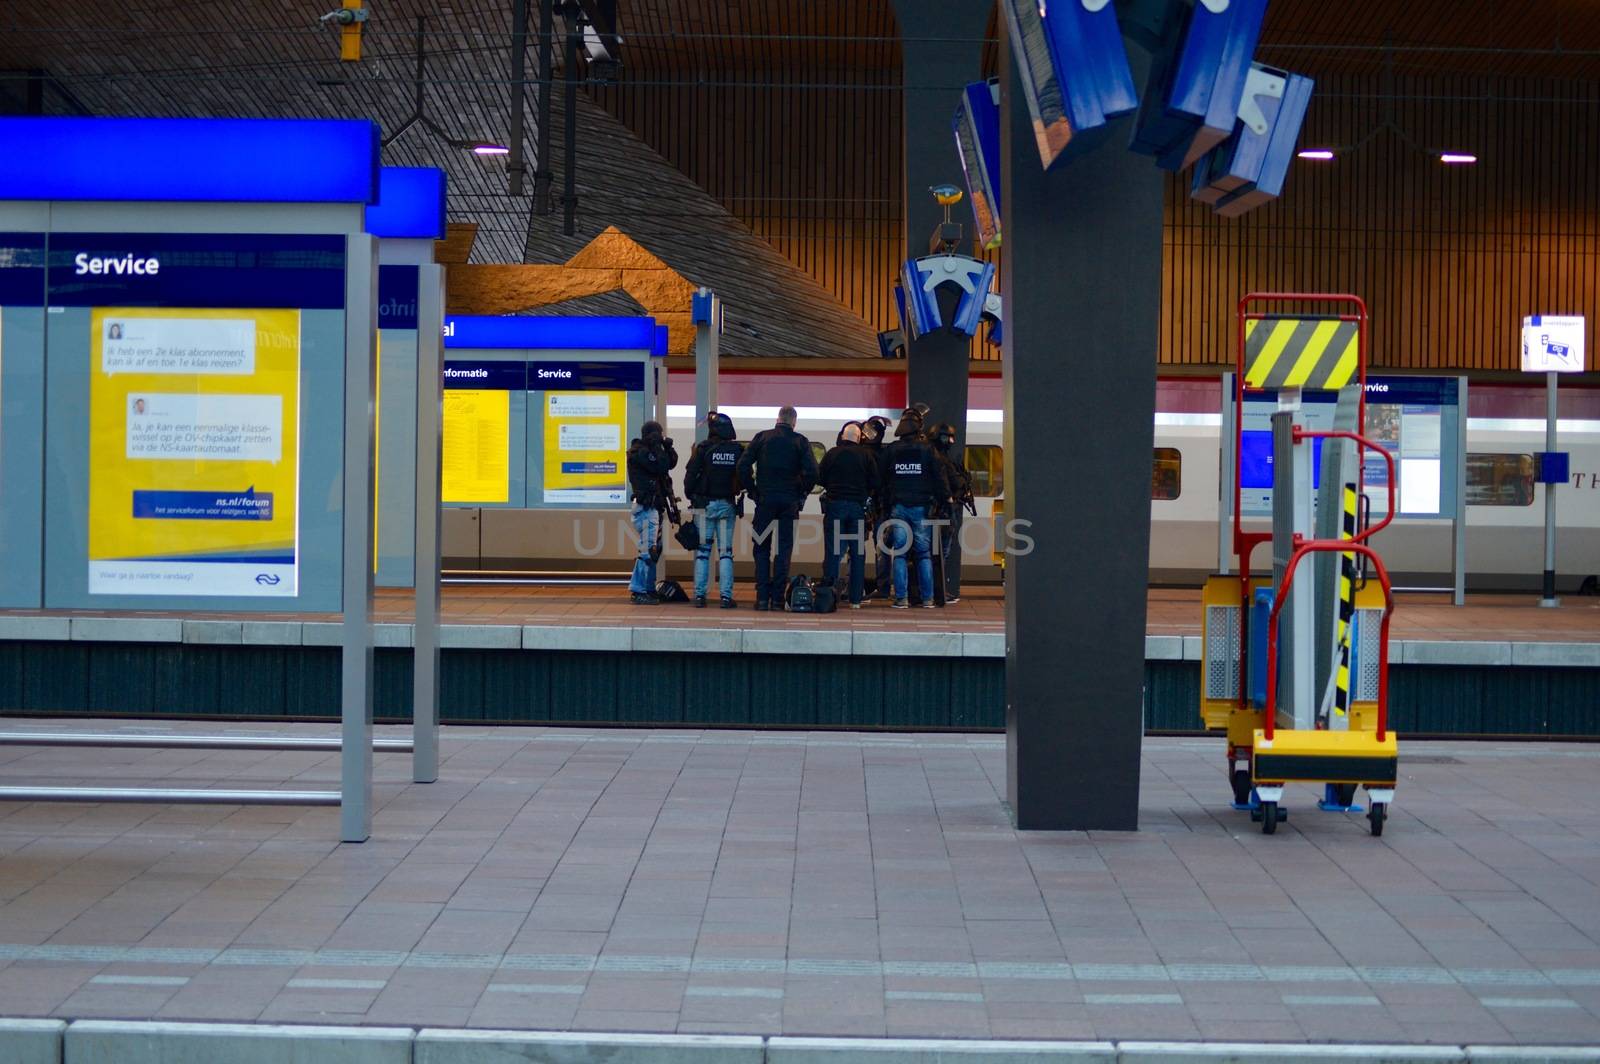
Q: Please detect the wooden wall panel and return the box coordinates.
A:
[1163,76,1600,372]
[594,76,904,337]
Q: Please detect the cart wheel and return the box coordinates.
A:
[1231,769,1252,806]
[1333,783,1358,808]
[1261,801,1278,835]
[1368,802,1386,837]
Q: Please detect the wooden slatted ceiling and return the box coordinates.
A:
[1162,74,1600,371]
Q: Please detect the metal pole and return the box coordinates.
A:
[693,288,720,444]
[1453,376,1468,606]
[1218,372,1235,575]
[342,234,378,842]
[412,262,445,783]
[0,732,411,752]
[1540,370,1559,607]
[562,3,579,236]
[0,787,339,806]
[508,0,530,196]
[533,0,555,215]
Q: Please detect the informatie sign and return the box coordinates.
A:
[441,360,519,503]
[88,307,301,595]
[1521,315,1586,374]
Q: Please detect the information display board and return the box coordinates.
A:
[375,263,420,585]
[42,231,349,611]
[1237,376,1461,519]
[536,362,642,506]
[0,232,46,607]
[87,307,300,595]
[1359,377,1458,518]
[442,360,522,504]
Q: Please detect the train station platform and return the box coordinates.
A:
[0,588,1595,736]
[0,723,1597,1047]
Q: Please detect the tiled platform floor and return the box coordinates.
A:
[1,721,1598,1043]
[7,585,1598,642]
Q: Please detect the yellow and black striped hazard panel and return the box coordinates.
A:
[1244,316,1359,390]
[1333,483,1358,720]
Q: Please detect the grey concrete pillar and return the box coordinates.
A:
[890,0,989,596]
[1000,28,1161,831]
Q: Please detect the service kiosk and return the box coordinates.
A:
[365,166,447,784]
[439,315,661,574]
[0,117,382,841]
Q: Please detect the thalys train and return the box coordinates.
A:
[442,370,1600,592]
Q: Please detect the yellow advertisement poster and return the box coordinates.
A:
[543,389,627,505]
[441,388,511,503]
[87,307,300,596]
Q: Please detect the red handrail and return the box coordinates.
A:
[1262,539,1394,743]
[1289,427,1397,541]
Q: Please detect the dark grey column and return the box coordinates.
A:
[890,0,989,596]
[1000,31,1161,830]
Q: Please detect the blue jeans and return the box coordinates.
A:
[823,498,867,605]
[751,498,798,605]
[693,499,736,601]
[885,503,934,605]
[629,503,661,593]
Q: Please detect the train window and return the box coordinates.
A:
[1466,453,1536,506]
[965,445,1004,497]
[809,441,827,494]
[1152,447,1182,500]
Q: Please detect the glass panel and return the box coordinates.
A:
[965,444,1004,498]
[810,441,827,494]
[1152,447,1182,501]
[1465,453,1536,506]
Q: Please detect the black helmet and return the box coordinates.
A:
[930,421,957,449]
[862,416,891,443]
[706,410,736,441]
[641,420,664,441]
[893,415,921,438]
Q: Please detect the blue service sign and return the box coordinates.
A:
[0,118,379,204]
[366,167,448,239]
[529,361,645,391]
[47,233,347,310]
[378,265,420,330]
[444,315,658,351]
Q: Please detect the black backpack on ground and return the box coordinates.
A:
[656,580,691,604]
[812,582,838,614]
[785,574,816,613]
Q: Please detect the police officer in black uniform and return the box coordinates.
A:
[683,411,743,608]
[818,421,879,608]
[859,415,893,598]
[625,420,678,605]
[878,411,950,609]
[930,421,973,604]
[736,405,818,610]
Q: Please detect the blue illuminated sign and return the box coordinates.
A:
[530,361,645,391]
[443,315,657,351]
[48,233,346,309]
[0,118,378,204]
[378,265,420,329]
[365,167,448,239]
[653,325,669,357]
[443,361,527,390]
